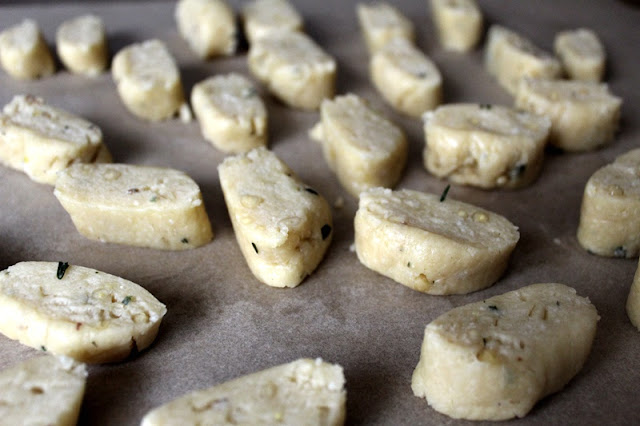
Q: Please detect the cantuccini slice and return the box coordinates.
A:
[56,14,108,76]
[430,0,483,52]
[0,19,54,80]
[356,2,415,54]
[175,0,237,58]
[242,0,303,44]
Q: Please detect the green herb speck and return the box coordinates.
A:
[488,305,499,311]
[614,246,627,258]
[181,238,189,244]
[509,164,526,180]
[321,224,332,240]
[305,187,319,195]
[56,262,69,280]
[407,262,412,267]
[41,345,46,352]
[479,104,492,110]
[150,195,158,202]
[122,296,132,305]
[439,184,451,202]
[252,242,259,254]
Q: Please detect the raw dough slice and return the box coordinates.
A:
[515,77,621,152]
[356,2,415,54]
[242,0,303,44]
[175,0,236,58]
[191,73,267,153]
[218,148,333,288]
[423,103,550,189]
[0,19,54,80]
[370,37,442,117]
[0,355,87,426]
[141,358,346,426]
[0,261,167,363]
[412,283,598,420]
[56,14,108,76]
[577,149,640,257]
[554,28,605,82]
[54,163,213,250]
[0,94,105,185]
[354,187,519,295]
[112,39,186,121]
[627,258,640,330]
[485,25,562,95]
[248,31,336,110]
[430,0,483,52]
[309,93,407,197]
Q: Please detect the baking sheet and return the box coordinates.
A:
[1,1,640,424]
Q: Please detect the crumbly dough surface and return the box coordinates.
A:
[175,0,236,58]
[0,19,54,80]
[356,2,415,54]
[242,0,303,44]
[430,0,483,52]
[56,14,108,76]
[554,28,605,82]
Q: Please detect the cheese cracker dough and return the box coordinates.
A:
[141,358,346,426]
[175,0,236,58]
[0,19,54,80]
[0,355,87,426]
[56,14,108,76]
[430,0,483,52]
[412,283,598,420]
[218,148,333,288]
[309,93,407,197]
[423,103,550,189]
[354,188,519,295]
[242,0,303,44]
[356,2,415,54]
[577,149,640,257]
[554,28,605,82]
[0,261,167,363]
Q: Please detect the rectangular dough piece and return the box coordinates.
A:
[242,0,303,44]
[0,94,105,185]
[356,2,415,55]
[175,0,236,58]
[218,147,333,288]
[0,19,54,80]
[554,28,605,82]
[430,0,483,52]
[56,14,108,76]
[309,93,407,197]
[54,163,213,250]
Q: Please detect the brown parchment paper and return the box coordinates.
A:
[1,1,640,424]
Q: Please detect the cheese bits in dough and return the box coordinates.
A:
[242,0,303,44]
[430,0,483,52]
[0,355,87,426]
[175,0,236,58]
[56,14,108,76]
[485,25,562,95]
[354,188,519,295]
[0,94,106,185]
[371,38,442,117]
[356,2,415,54]
[0,262,167,363]
[515,78,621,152]
[577,149,640,258]
[412,283,598,420]
[54,163,213,250]
[0,19,54,80]
[309,93,407,197]
[218,148,333,288]
[554,28,605,82]
[423,103,550,189]
[191,73,267,153]
[112,39,186,121]
[141,358,346,426]
[248,31,336,110]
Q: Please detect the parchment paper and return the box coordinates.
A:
[1,1,639,424]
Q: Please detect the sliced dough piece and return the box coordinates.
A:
[0,261,167,363]
[354,187,519,295]
[577,149,640,257]
[112,39,186,121]
[0,19,54,80]
[248,31,336,110]
[412,283,599,420]
[191,73,267,153]
[309,93,407,197]
[515,77,621,152]
[627,258,640,329]
[356,2,415,55]
[56,14,108,76]
[370,38,442,118]
[242,0,303,44]
[54,163,213,250]
[423,103,550,189]
[218,148,332,288]
[141,358,346,426]
[0,355,86,426]
[430,0,483,52]
[554,28,605,82]
[485,25,562,95]
[0,94,105,185]
[175,0,236,59]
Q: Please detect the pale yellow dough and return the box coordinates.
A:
[554,28,605,82]
[356,2,415,54]
[0,262,167,363]
[56,14,108,76]
[412,283,598,420]
[430,0,483,52]
[242,0,303,44]
[54,163,213,250]
[354,187,519,295]
[0,19,54,80]
[175,0,236,58]
[141,358,346,426]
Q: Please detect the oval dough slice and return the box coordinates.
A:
[554,28,605,82]
[218,148,333,288]
[141,358,346,426]
[309,93,407,197]
[242,0,303,44]
[175,0,236,58]
[423,103,550,189]
[56,14,108,76]
[0,355,87,426]
[430,0,483,52]
[0,261,167,363]
[354,187,519,295]
[412,283,599,420]
[577,148,640,257]
[54,163,213,250]
[356,2,415,54]
[0,19,54,80]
